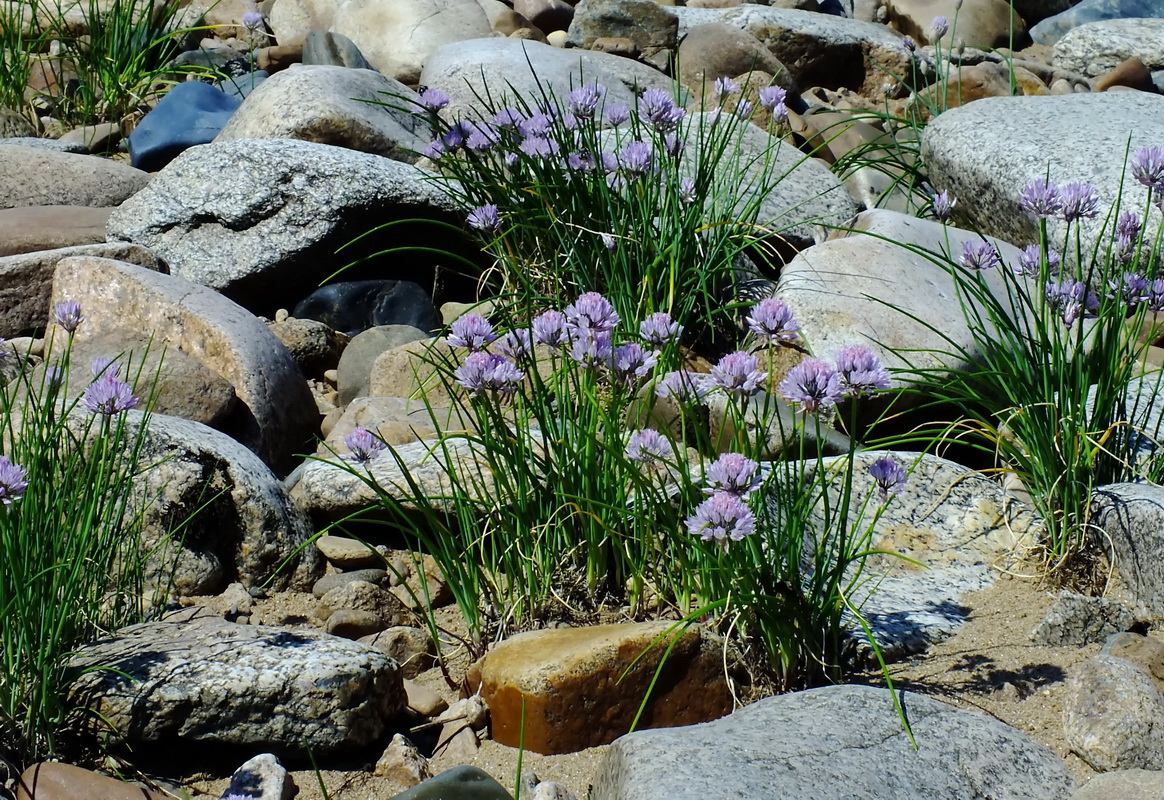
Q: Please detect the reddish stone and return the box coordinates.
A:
[16,762,168,800]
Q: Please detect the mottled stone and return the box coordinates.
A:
[360,626,436,678]
[0,146,149,209]
[1092,484,1164,617]
[312,568,388,598]
[222,753,296,800]
[1030,591,1138,647]
[1053,18,1164,77]
[389,766,512,800]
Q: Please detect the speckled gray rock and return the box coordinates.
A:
[419,37,677,125]
[215,65,429,161]
[673,5,915,96]
[51,256,317,473]
[222,753,294,800]
[777,210,1028,387]
[1052,18,1164,77]
[0,146,150,209]
[1092,483,1164,617]
[1031,591,1139,647]
[1070,769,1164,800]
[0,137,88,153]
[118,411,323,596]
[0,242,158,337]
[67,611,404,753]
[592,685,1075,800]
[922,93,1164,266]
[330,0,492,84]
[1031,0,1164,45]
[800,451,1041,657]
[105,138,460,316]
[566,0,678,69]
[1064,634,1164,771]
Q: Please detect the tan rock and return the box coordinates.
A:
[885,0,1025,49]
[16,762,168,800]
[316,534,383,568]
[0,206,112,257]
[0,145,149,209]
[467,621,733,754]
[327,608,387,638]
[318,579,412,627]
[375,733,431,784]
[404,678,449,716]
[360,626,436,677]
[1094,57,1156,93]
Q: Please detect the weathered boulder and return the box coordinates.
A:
[0,146,150,209]
[1052,18,1164,77]
[0,205,112,256]
[15,762,168,800]
[1091,483,1164,617]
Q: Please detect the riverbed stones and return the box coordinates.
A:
[591,685,1075,799]
[337,327,431,404]
[330,0,493,85]
[215,65,429,161]
[467,621,733,754]
[15,762,169,800]
[566,0,679,70]
[0,145,150,209]
[0,205,112,256]
[105,138,460,317]
[1052,18,1164,78]
[1091,484,1164,617]
[67,610,404,754]
[921,92,1164,262]
[51,256,317,472]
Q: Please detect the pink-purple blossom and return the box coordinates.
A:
[625,429,671,464]
[453,352,523,398]
[610,342,657,383]
[447,314,498,351]
[1059,182,1099,223]
[835,344,890,397]
[685,491,756,547]
[467,205,500,232]
[958,240,1001,271]
[640,312,682,348]
[565,292,620,334]
[638,88,685,132]
[703,453,761,497]
[83,373,139,416]
[344,427,385,464]
[498,328,533,361]
[417,86,449,112]
[655,370,712,402]
[0,455,28,506]
[53,300,83,334]
[1018,179,1061,219]
[869,456,907,503]
[779,357,843,414]
[1132,145,1164,192]
[568,83,606,118]
[746,298,800,346]
[532,310,569,347]
[932,190,954,223]
[710,352,767,398]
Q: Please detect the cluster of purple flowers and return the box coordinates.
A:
[0,455,29,507]
[1018,179,1099,223]
[1044,279,1099,326]
[685,452,761,549]
[778,345,891,415]
[83,358,139,416]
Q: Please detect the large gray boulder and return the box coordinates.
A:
[0,146,150,209]
[67,610,404,754]
[922,93,1164,261]
[1091,483,1164,618]
[419,37,677,124]
[1052,17,1164,77]
[214,65,430,161]
[1031,0,1164,45]
[51,256,317,473]
[105,139,462,316]
[591,685,1076,800]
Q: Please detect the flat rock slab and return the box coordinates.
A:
[68,610,404,755]
[921,92,1164,261]
[0,205,113,256]
[591,684,1076,800]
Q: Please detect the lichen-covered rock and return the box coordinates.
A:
[67,610,405,753]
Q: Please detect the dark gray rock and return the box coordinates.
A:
[302,30,374,69]
[1031,0,1164,45]
[105,138,462,317]
[128,81,241,172]
[214,65,428,161]
[566,0,679,70]
[312,568,388,598]
[1030,591,1138,647]
[1092,484,1164,618]
[592,685,1075,800]
[294,280,440,338]
[389,766,512,800]
[67,610,404,755]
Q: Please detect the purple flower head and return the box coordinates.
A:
[618,141,654,176]
[567,151,595,172]
[454,351,523,398]
[1059,182,1100,223]
[713,77,740,102]
[465,122,499,151]
[91,356,117,377]
[640,312,682,348]
[447,313,498,351]
[1045,279,1098,326]
[422,140,445,160]
[685,491,756,548]
[344,427,385,464]
[869,456,907,503]
[746,297,800,346]
[734,98,754,119]
[625,428,671,465]
[519,136,559,160]
[600,232,617,251]
[1019,179,1061,219]
[1132,146,1164,193]
[835,344,890,397]
[83,373,138,416]
[779,357,843,415]
[703,452,761,497]
[605,103,630,126]
[758,85,786,112]
[1118,210,1142,242]
[1016,244,1042,277]
[498,328,533,361]
[1150,278,1164,312]
[0,456,28,506]
[958,239,1001,271]
[565,292,620,335]
[710,351,767,398]
[242,9,264,31]
[678,177,698,205]
[610,342,657,384]
[600,151,619,174]
[638,88,685,132]
[417,86,449,112]
[518,113,551,139]
[532,310,569,347]
[44,365,64,391]
[568,83,606,118]
[932,190,954,223]
[931,15,949,39]
[440,122,469,150]
[53,300,84,334]
[664,134,684,158]
[1107,272,1150,307]
[492,108,523,129]
[656,370,713,402]
[568,329,613,368]
[902,35,917,51]
[467,204,500,232]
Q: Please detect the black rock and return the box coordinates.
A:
[293,280,440,337]
[389,766,513,800]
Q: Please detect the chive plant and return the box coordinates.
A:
[0,302,167,769]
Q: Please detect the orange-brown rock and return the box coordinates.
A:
[1094,57,1155,93]
[467,621,733,754]
[16,762,167,800]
